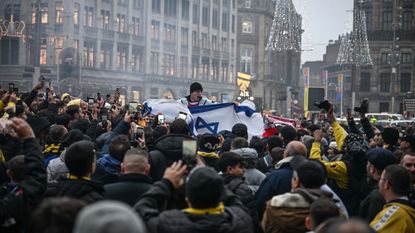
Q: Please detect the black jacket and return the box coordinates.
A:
[47,177,104,204]
[134,179,254,233]
[0,139,47,233]
[223,175,260,232]
[149,134,194,181]
[359,187,385,223]
[104,173,153,206]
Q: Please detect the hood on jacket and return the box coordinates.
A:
[269,187,333,208]
[56,178,104,201]
[154,134,194,160]
[231,148,258,159]
[96,154,121,175]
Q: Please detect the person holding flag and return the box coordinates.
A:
[179,82,212,107]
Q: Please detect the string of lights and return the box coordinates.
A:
[266,0,302,52]
[337,1,372,66]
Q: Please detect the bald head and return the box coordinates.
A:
[328,219,375,233]
[284,141,307,158]
[121,148,149,175]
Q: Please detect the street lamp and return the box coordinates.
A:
[329,82,343,116]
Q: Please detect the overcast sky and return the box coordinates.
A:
[292,0,354,63]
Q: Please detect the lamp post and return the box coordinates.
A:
[329,82,343,117]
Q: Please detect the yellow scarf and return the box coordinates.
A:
[197,151,219,159]
[67,174,91,181]
[183,202,225,215]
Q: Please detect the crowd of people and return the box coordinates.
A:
[0,80,414,233]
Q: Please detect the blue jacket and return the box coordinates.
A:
[101,120,130,156]
[93,154,122,185]
[254,158,293,217]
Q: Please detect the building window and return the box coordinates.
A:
[100,44,112,69]
[101,10,110,30]
[379,102,389,112]
[242,20,253,33]
[212,9,219,29]
[201,58,209,80]
[74,3,79,25]
[221,37,227,51]
[202,6,209,26]
[118,0,126,6]
[41,3,48,24]
[211,61,219,81]
[83,41,95,67]
[0,39,19,65]
[221,62,228,83]
[380,53,389,64]
[132,17,140,36]
[241,47,253,73]
[84,6,93,27]
[150,52,159,74]
[131,47,142,72]
[152,0,161,12]
[192,31,198,47]
[150,87,159,96]
[232,15,235,33]
[245,0,251,8]
[223,0,229,7]
[380,73,390,92]
[151,21,160,40]
[181,27,189,46]
[222,13,228,31]
[201,33,208,48]
[181,56,188,77]
[163,54,176,76]
[401,53,412,64]
[360,73,371,92]
[212,35,218,50]
[54,37,64,64]
[164,24,176,42]
[133,0,141,9]
[116,45,128,71]
[230,64,234,83]
[182,0,190,20]
[401,73,411,92]
[40,37,47,64]
[165,0,177,16]
[55,2,63,24]
[402,11,413,31]
[192,57,199,79]
[117,14,126,33]
[193,4,199,24]
[382,11,392,31]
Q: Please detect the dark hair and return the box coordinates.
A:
[231,137,249,150]
[62,129,85,148]
[66,105,80,119]
[270,147,284,165]
[232,123,248,139]
[267,135,283,151]
[216,152,244,173]
[109,135,131,161]
[31,197,86,233]
[295,160,326,188]
[280,126,297,143]
[7,155,25,181]
[55,113,71,128]
[297,129,309,139]
[46,125,68,144]
[249,136,265,157]
[70,119,90,134]
[169,119,189,135]
[383,164,411,196]
[65,140,95,177]
[310,198,340,230]
[153,125,168,141]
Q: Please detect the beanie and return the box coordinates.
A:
[73,201,146,233]
[190,82,203,93]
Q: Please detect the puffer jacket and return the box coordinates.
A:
[262,188,333,233]
[46,150,68,183]
[149,134,194,181]
[231,148,265,193]
[223,175,260,232]
[134,179,254,233]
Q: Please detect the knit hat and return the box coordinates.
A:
[344,133,368,154]
[186,167,224,209]
[26,116,51,137]
[367,148,396,171]
[73,201,146,233]
[67,99,81,107]
[198,133,220,153]
[232,123,248,139]
[381,127,399,146]
[329,142,338,150]
[61,93,70,101]
[190,82,203,93]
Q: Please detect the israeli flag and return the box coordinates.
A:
[142,99,191,123]
[189,100,264,139]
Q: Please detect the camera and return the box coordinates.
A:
[314,100,332,112]
[354,98,369,114]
